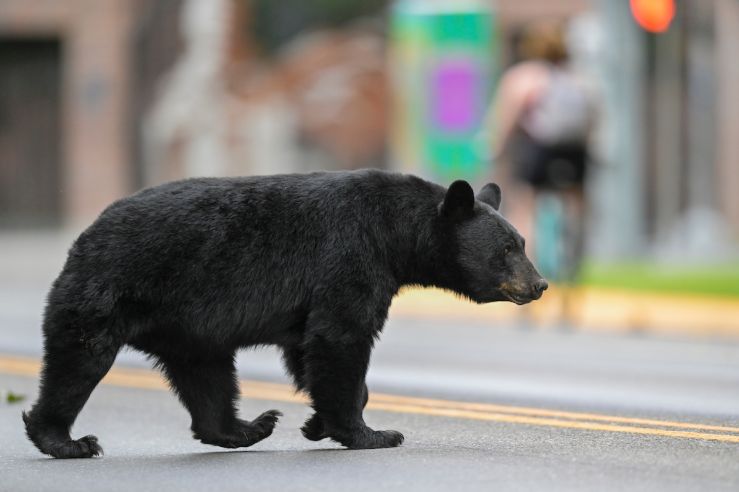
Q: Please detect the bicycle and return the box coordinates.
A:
[533,190,585,328]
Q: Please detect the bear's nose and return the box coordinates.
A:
[532,279,549,297]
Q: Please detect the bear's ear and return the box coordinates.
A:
[440,180,475,217]
[477,183,502,210]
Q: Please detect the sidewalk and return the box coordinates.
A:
[2,232,738,339]
[390,286,739,338]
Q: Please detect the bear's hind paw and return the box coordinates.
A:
[48,435,103,459]
[335,427,404,450]
[197,409,282,449]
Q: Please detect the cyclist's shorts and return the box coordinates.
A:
[508,131,588,190]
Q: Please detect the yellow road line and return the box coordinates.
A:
[367,393,739,434]
[2,354,738,443]
[366,402,739,443]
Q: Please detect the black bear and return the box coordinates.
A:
[23,169,547,458]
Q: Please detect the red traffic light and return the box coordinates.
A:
[630,0,675,33]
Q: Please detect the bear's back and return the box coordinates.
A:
[55,170,440,315]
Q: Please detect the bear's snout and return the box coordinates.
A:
[532,278,549,299]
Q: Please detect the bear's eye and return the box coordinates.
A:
[504,246,511,255]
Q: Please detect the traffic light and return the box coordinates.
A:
[630,0,675,33]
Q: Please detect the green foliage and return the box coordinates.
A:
[4,391,26,404]
[579,261,739,298]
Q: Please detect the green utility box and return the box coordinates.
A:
[391,0,498,183]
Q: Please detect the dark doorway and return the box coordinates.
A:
[0,38,62,227]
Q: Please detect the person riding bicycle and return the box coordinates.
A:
[489,21,595,282]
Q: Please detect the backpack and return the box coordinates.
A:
[521,66,591,146]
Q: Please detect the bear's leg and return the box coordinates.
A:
[300,330,403,449]
[282,345,329,441]
[158,354,281,448]
[281,346,308,390]
[301,382,369,442]
[23,323,119,459]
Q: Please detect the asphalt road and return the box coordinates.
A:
[1,247,739,491]
[1,363,738,492]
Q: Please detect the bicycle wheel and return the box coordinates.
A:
[534,192,566,282]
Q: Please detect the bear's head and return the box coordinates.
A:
[439,180,548,305]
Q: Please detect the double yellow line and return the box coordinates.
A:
[2,354,738,444]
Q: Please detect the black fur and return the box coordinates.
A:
[23,169,546,458]
[477,183,502,211]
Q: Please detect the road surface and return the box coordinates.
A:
[0,247,738,491]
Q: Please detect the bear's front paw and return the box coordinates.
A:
[340,427,405,450]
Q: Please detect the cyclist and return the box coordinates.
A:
[488,20,595,283]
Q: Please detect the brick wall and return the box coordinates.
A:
[0,0,136,228]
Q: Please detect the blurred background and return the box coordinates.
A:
[0,0,738,334]
[2,4,739,487]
